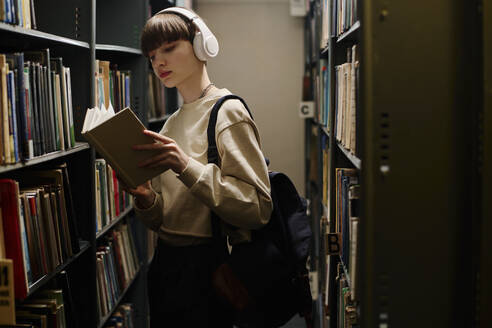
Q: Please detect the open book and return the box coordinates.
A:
[81,105,164,188]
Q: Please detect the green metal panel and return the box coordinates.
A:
[480,0,492,325]
[360,1,477,326]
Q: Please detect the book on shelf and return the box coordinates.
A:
[348,184,360,302]
[0,0,34,28]
[335,168,358,268]
[81,106,165,189]
[0,179,29,299]
[96,222,140,320]
[0,50,76,162]
[24,49,56,155]
[104,303,135,328]
[334,45,358,155]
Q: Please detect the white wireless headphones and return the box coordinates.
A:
[157,7,219,61]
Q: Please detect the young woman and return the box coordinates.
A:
[124,7,272,327]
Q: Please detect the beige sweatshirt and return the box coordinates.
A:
[134,88,273,246]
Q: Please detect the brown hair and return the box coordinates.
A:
[140,10,196,57]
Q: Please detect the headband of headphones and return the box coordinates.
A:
[157,7,219,61]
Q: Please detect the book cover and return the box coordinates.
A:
[0,55,10,164]
[55,163,80,254]
[5,53,26,162]
[50,58,70,149]
[0,179,29,299]
[82,107,165,189]
[19,192,41,280]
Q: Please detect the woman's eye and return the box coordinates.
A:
[149,55,155,61]
[164,45,175,52]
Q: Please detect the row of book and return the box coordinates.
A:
[0,50,76,165]
[0,164,80,300]
[95,60,132,115]
[95,158,133,234]
[0,269,80,328]
[335,264,357,328]
[320,0,330,48]
[335,168,359,301]
[332,0,358,37]
[14,288,67,328]
[103,303,135,328]
[316,58,330,128]
[321,133,330,212]
[147,72,171,120]
[96,222,140,322]
[334,44,359,155]
[335,168,358,271]
[0,0,36,28]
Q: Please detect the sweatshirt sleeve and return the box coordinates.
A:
[177,120,273,230]
[133,177,164,231]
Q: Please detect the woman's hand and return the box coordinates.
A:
[118,179,155,209]
[133,130,190,174]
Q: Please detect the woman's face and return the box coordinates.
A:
[149,39,202,89]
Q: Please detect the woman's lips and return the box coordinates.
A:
[160,71,171,78]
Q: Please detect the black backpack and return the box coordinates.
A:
[208,95,313,327]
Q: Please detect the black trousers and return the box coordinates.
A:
[147,240,233,328]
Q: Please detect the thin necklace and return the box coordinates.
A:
[200,83,214,98]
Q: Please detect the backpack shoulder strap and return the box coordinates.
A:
[207,94,253,165]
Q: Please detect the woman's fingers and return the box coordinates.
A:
[138,152,172,168]
[132,132,175,151]
[143,130,174,144]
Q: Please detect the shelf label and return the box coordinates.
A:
[290,0,307,16]
[299,101,314,118]
[0,259,15,325]
[326,233,341,255]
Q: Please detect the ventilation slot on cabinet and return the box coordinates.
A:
[75,8,81,39]
[378,273,390,327]
[379,112,390,175]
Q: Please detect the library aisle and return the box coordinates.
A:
[0,0,490,328]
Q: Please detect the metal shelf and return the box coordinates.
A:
[0,22,90,48]
[0,143,91,174]
[25,240,91,299]
[335,21,360,44]
[321,125,330,138]
[97,262,143,328]
[96,207,134,240]
[95,44,142,55]
[336,142,361,170]
[338,255,351,289]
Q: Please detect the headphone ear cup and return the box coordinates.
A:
[193,32,207,61]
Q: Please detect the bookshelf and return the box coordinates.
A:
[304,0,489,327]
[0,0,182,327]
